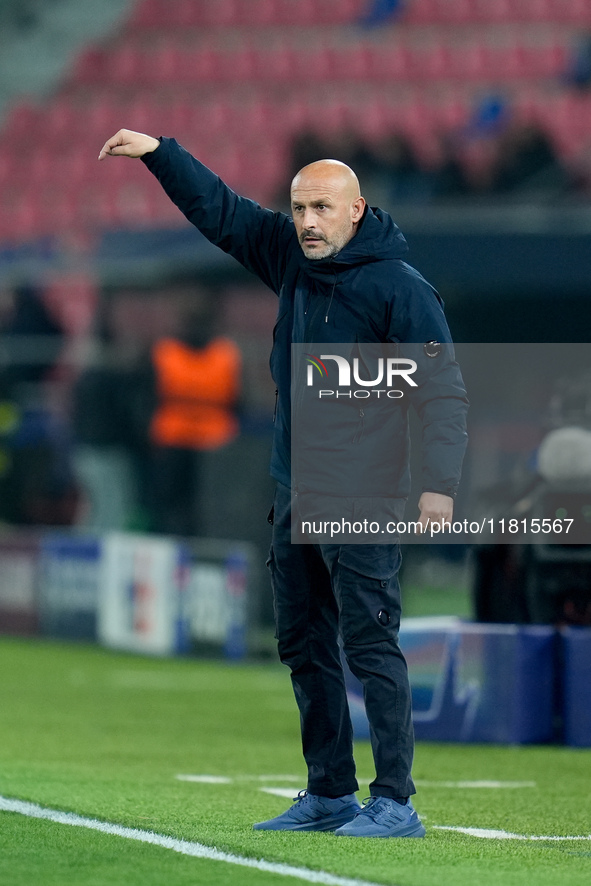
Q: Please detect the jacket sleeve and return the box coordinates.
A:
[142,137,295,294]
[388,276,469,498]
[411,358,469,499]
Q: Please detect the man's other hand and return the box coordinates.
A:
[417,491,454,533]
[98,129,160,161]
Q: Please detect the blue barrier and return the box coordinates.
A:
[561,627,591,748]
[346,619,556,744]
[39,534,102,640]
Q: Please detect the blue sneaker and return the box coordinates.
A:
[334,796,426,838]
[253,790,361,831]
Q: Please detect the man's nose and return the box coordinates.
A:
[302,209,317,230]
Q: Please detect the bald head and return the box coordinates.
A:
[290,159,366,260]
[291,159,361,200]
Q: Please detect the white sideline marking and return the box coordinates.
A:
[176,774,303,785]
[256,776,303,783]
[434,825,591,841]
[176,775,233,784]
[415,781,536,789]
[260,788,304,799]
[0,795,387,886]
[176,775,536,791]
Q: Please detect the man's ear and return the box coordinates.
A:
[351,196,366,223]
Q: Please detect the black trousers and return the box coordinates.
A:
[267,482,416,800]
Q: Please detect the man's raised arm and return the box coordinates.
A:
[98,129,294,294]
[98,129,160,160]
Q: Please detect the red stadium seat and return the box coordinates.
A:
[162,97,193,133]
[291,45,334,83]
[236,132,288,194]
[513,84,544,121]
[117,94,161,134]
[258,44,297,83]
[38,185,78,234]
[107,43,144,86]
[203,0,240,25]
[473,0,515,23]
[307,98,350,134]
[42,97,77,146]
[166,0,238,27]
[274,0,317,26]
[328,45,372,82]
[315,0,365,24]
[27,149,56,185]
[352,96,389,140]
[559,0,591,24]
[3,101,43,142]
[228,98,281,136]
[172,0,208,27]
[185,46,226,83]
[434,90,470,129]
[235,0,278,26]
[71,47,108,84]
[403,0,439,24]
[458,41,492,81]
[220,45,258,82]
[369,44,414,81]
[114,181,159,226]
[8,187,43,241]
[433,0,475,25]
[518,0,554,22]
[279,97,311,132]
[148,40,185,85]
[545,94,591,150]
[530,40,568,78]
[85,95,125,136]
[0,153,13,189]
[186,101,233,141]
[128,0,168,29]
[414,41,455,81]
[484,41,530,81]
[7,0,589,245]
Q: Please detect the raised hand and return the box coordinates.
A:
[98,129,160,161]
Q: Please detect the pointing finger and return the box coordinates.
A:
[98,130,125,161]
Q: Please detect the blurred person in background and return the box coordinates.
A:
[429,132,474,200]
[0,283,77,525]
[283,130,432,206]
[489,123,570,197]
[98,128,467,839]
[148,299,241,537]
[564,31,591,91]
[363,131,433,203]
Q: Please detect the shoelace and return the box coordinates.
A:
[359,797,395,820]
[361,797,376,809]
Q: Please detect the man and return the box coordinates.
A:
[99,131,468,837]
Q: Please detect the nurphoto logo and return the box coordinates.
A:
[304,353,417,399]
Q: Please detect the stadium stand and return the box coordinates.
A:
[1,0,591,244]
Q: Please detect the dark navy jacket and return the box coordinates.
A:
[143,138,468,498]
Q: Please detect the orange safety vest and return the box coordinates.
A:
[150,336,241,450]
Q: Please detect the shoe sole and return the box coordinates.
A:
[253,810,361,832]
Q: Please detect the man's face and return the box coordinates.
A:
[290,165,364,260]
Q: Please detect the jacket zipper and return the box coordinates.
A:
[325,271,338,323]
[352,408,365,443]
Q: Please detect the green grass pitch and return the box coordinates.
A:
[0,637,590,886]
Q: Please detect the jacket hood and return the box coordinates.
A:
[300,206,409,280]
